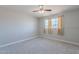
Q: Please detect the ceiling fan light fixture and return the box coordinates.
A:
[38,10,45,14]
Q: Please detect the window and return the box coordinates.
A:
[44,16,63,34]
[52,17,58,32]
[45,20,48,29]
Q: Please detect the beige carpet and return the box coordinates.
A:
[0,38,79,54]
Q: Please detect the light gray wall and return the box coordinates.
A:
[39,8,79,44]
[64,8,79,43]
[0,7,38,45]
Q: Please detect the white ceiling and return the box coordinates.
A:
[0,5,79,18]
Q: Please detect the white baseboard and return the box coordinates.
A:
[0,35,39,48]
[1,34,79,48]
[42,35,79,46]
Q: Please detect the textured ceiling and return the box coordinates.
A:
[0,5,79,18]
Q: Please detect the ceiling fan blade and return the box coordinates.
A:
[44,9,52,11]
[32,10,40,12]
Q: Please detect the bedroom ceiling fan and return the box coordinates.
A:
[32,5,52,13]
